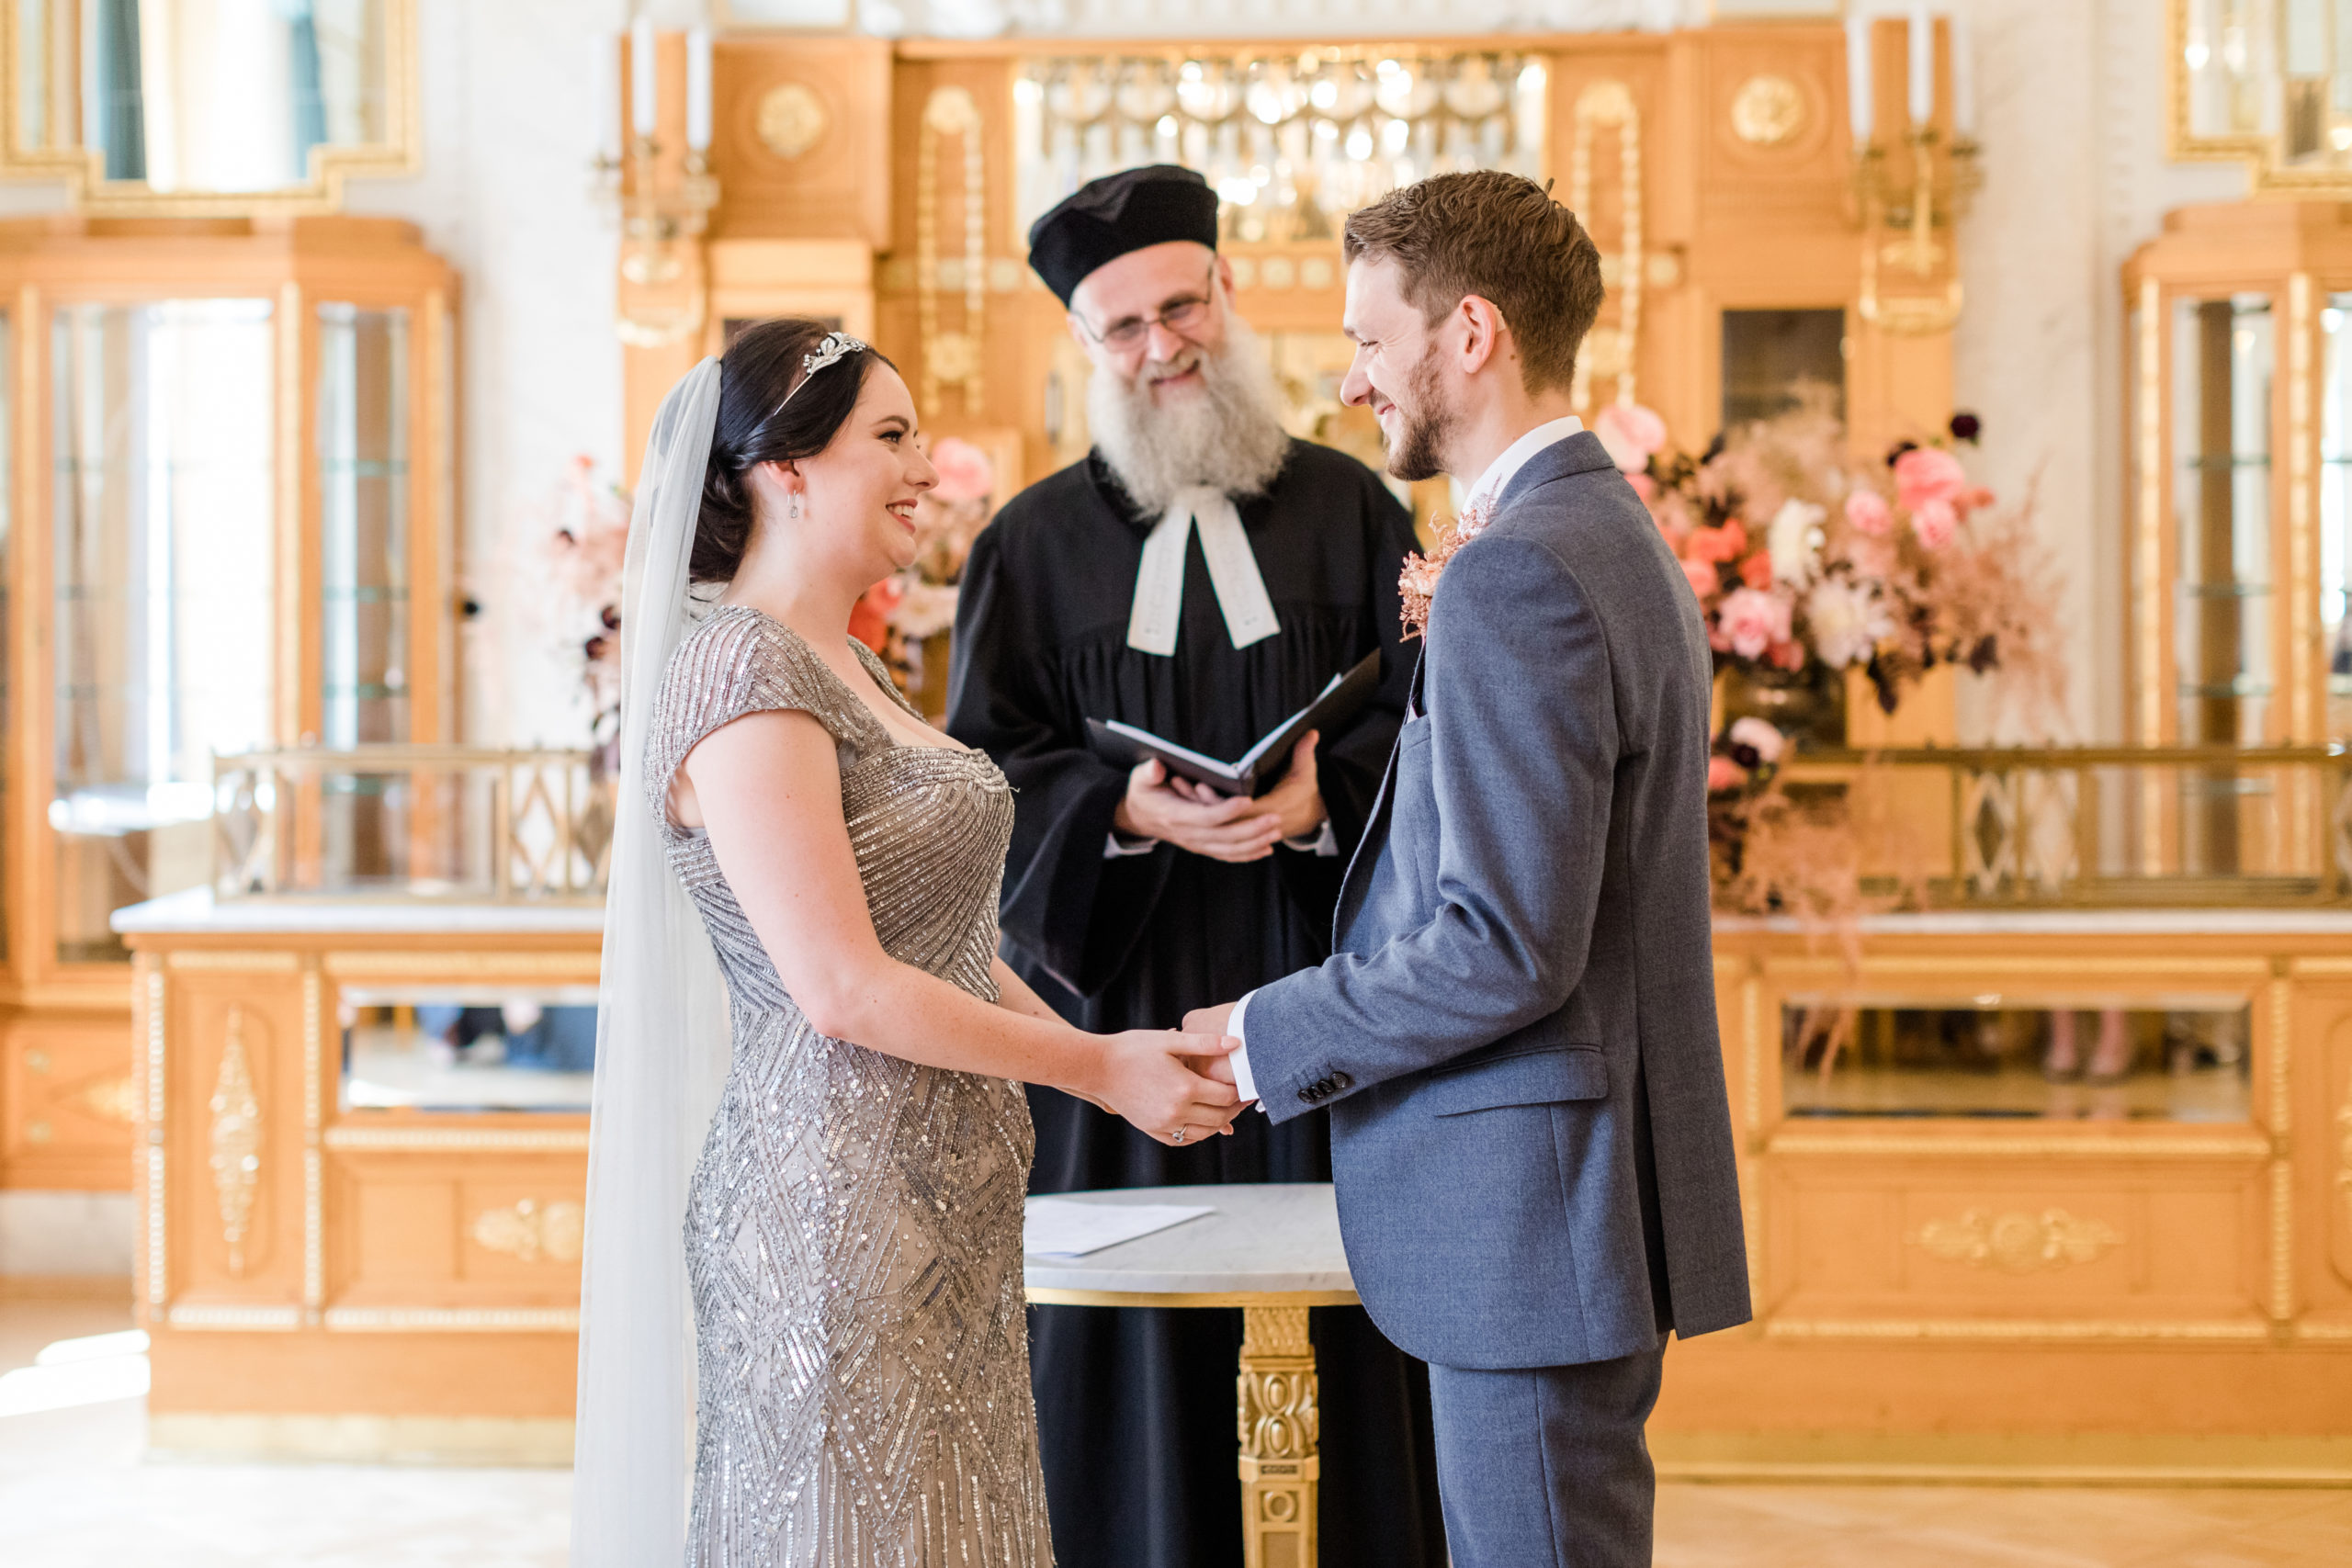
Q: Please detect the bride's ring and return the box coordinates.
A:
[1171,1128,1188,1145]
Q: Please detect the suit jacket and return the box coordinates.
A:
[1243,431,1751,1370]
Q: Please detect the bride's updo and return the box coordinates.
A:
[693,317,894,583]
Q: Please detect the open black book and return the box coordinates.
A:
[1084,649,1384,797]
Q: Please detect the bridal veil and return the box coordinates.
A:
[571,357,734,1563]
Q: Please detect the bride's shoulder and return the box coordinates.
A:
[659,606,842,719]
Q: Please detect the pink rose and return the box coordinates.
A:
[1679,557,1721,599]
[1846,535,1896,581]
[1893,446,1968,513]
[1911,497,1958,549]
[1844,489,1892,536]
[1707,755,1748,792]
[1593,402,1670,472]
[929,436,994,503]
[1715,586,1792,660]
[1738,552,1774,590]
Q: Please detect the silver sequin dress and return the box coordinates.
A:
[648,606,1051,1567]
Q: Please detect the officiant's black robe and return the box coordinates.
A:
[946,440,1444,1568]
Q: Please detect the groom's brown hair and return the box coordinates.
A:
[1341,171,1603,394]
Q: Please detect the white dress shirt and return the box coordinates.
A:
[1223,414,1584,1109]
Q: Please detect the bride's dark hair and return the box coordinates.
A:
[693,318,897,583]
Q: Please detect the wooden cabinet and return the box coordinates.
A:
[0,216,459,1191]
[121,897,593,1459]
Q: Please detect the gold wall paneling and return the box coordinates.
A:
[207,1006,263,1276]
[2170,0,2352,196]
[1910,1208,2126,1273]
[0,0,419,215]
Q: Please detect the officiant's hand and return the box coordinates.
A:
[1250,731,1327,841]
[1091,1030,1244,1145]
[1180,1003,1243,1092]
[1114,761,1285,863]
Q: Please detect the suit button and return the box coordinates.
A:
[1296,1086,1318,1104]
[1329,1072,1353,1091]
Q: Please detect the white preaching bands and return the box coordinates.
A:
[1125,486,1281,658]
[1103,484,1333,859]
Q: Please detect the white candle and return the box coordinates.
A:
[686,28,712,152]
[1846,14,1874,142]
[1951,7,1976,137]
[630,15,656,140]
[594,32,619,162]
[1907,5,1934,127]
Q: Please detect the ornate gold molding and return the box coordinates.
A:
[144,965,167,1311]
[165,1303,301,1331]
[1768,1131,2271,1159]
[917,85,986,416]
[1765,1317,2270,1341]
[1910,1208,2123,1273]
[322,953,600,981]
[1566,81,1642,413]
[322,1125,590,1154]
[322,1307,581,1333]
[470,1200,585,1265]
[302,967,324,1319]
[166,951,299,972]
[1238,1305,1318,1568]
[2289,275,2318,751]
[208,1008,263,1277]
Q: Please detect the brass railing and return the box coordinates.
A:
[213,746,614,903]
[1776,744,2352,907]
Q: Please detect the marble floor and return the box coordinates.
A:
[3,1295,2348,1567]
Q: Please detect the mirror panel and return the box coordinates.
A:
[6,0,413,209]
[339,987,596,1114]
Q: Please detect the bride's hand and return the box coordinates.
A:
[1086,1031,1244,1146]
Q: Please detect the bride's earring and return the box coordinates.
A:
[790,491,801,520]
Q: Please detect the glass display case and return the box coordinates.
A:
[0,216,456,1189]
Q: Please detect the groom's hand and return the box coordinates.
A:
[1114,761,1284,863]
[1181,1003,1241,1089]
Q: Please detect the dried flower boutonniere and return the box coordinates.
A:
[1398,502,1492,640]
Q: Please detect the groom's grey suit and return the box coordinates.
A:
[1239,430,1749,1566]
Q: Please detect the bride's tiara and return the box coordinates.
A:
[779,332,867,408]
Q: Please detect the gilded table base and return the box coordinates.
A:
[1237,1304,1320,1568]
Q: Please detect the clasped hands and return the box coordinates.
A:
[1080,1007,1253,1148]
[1112,733,1324,863]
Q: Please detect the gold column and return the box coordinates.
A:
[1237,1305,1319,1568]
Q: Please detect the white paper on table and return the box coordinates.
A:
[1023,1198,1214,1258]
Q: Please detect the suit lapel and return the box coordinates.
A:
[1333,645,1422,947]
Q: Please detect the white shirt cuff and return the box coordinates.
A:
[1227,990,1259,1104]
[1280,820,1339,856]
[1103,830,1159,858]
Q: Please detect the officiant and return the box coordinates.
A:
[945,164,1439,1568]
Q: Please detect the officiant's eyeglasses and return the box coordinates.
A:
[1077,263,1218,353]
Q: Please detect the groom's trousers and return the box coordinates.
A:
[1426,1334,1668,1568]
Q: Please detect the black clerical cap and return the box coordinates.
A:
[1027,164,1220,306]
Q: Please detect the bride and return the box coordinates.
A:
[572,319,1245,1566]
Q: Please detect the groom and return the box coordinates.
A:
[1186,172,1750,1564]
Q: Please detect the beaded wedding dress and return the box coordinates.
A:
[644,605,1052,1566]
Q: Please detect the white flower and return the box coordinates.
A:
[1766,499,1826,590]
[1727,716,1786,765]
[1803,576,1894,669]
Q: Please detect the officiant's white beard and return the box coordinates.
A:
[1088,314,1291,516]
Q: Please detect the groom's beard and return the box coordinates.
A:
[1087,314,1292,515]
[1381,344,1456,485]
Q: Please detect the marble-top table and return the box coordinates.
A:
[1024,1183,1355,1568]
